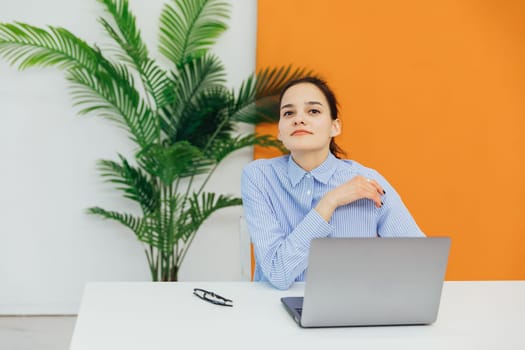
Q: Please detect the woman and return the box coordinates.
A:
[241,77,424,290]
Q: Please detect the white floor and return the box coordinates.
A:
[0,316,77,350]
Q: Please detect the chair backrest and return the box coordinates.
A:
[239,215,254,281]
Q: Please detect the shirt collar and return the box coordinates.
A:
[287,153,339,187]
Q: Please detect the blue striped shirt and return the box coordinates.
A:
[241,153,424,290]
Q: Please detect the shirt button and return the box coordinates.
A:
[305,174,311,178]
[307,190,311,195]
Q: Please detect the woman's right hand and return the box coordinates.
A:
[315,175,385,222]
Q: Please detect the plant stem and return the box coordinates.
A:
[175,118,232,269]
[177,230,198,268]
[196,163,219,195]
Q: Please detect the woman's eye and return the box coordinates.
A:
[282,110,294,117]
[309,109,320,115]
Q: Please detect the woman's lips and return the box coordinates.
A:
[291,130,312,136]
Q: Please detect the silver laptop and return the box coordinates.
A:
[281,237,451,328]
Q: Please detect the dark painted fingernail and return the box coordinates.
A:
[383,190,386,194]
[381,201,384,206]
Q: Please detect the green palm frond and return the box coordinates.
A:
[185,192,241,235]
[161,54,227,138]
[137,215,169,251]
[230,66,313,124]
[254,66,313,99]
[97,156,159,214]
[162,195,183,248]
[159,0,230,67]
[87,206,144,234]
[67,60,158,147]
[97,0,148,64]
[97,0,174,110]
[163,86,232,148]
[140,59,175,110]
[134,193,186,252]
[207,134,284,163]
[88,207,165,249]
[173,213,194,242]
[0,22,99,71]
[171,53,226,109]
[137,141,213,183]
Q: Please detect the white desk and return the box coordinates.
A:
[70,281,525,350]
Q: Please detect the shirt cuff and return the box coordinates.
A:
[291,209,334,248]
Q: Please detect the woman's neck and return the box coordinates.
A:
[291,149,330,172]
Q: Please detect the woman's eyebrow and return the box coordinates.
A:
[281,103,294,110]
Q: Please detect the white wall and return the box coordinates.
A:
[0,0,256,314]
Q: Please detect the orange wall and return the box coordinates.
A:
[255,0,525,280]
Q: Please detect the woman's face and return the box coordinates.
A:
[278,83,340,155]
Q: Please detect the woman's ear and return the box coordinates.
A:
[331,119,341,137]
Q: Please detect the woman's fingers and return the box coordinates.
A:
[329,175,385,208]
[363,177,384,208]
[366,178,385,196]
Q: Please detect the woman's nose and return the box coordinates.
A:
[293,113,306,125]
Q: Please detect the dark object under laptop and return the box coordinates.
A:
[281,237,451,328]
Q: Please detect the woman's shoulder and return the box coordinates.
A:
[340,158,384,180]
[243,155,289,175]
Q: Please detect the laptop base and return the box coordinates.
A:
[281,297,304,326]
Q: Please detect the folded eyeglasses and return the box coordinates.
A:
[193,288,233,307]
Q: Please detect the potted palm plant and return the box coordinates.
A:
[0,0,305,281]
